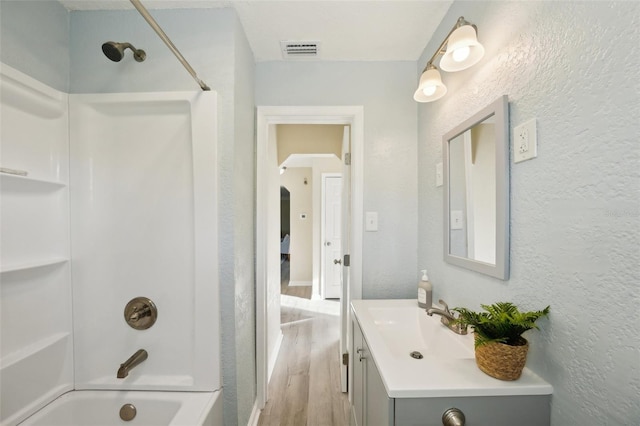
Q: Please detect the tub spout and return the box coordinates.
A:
[117,349,148,379]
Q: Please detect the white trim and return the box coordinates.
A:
[256,105,364,409]
[287,280,312,287]
[246,400,261,426]
[267,331,284,382]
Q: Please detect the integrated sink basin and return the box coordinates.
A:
[367,306,473,360]
[351,299,553,398]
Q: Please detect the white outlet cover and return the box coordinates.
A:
[513,118,537,163]
[436,162,443,187]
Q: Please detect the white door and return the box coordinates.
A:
[322,175,342,299]
[339,125,351,392]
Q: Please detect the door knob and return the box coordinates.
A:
[334,259,342,265]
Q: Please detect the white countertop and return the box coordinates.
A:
[351,299,553,398]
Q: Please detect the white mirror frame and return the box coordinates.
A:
[443,95,510,280]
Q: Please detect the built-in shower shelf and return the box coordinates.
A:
[0,258,68,274]
[0,332,70,370]
[0,172,67,188]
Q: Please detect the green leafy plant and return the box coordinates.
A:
[453,302,550,348]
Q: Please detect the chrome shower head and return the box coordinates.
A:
[102,41,146,62]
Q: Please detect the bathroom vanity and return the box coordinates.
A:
[350,299,553,426]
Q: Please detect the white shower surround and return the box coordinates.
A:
[0,64,221,424]
[69,91,220,391]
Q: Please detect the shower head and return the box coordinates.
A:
[102,41,146,62]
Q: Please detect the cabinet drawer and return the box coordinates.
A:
[394,395,550,426]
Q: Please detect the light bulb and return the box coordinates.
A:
[422,85,437,96]
[452,46,470,62]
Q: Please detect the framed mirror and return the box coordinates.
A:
[443,95,509,280]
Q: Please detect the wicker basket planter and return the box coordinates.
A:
[474,335,529,381]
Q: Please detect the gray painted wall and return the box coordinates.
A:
[231,17,257,426]
[256,61,419,299]
[0,0,70,91]
[417,2,639,425]
[2,3,256,424]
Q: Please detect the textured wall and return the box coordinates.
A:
[0,1,70,91]
[417,2,639,425]
[256,61,419,299]
[231,16,257,426]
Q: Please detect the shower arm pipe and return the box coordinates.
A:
[129,0,211,91]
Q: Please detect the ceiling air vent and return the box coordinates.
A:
[280,41,320,59]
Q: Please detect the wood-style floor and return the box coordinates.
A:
[258,260,350,426]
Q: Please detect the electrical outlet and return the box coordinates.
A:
[513,118,537,163]
[436,162,443,187]
[518,128,529,153]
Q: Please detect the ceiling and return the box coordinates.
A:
[58,0,453,62]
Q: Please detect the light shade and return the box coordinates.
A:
[413,67,447,103]
[440,25,485,72]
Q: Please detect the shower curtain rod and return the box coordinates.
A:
[129,0,211,91]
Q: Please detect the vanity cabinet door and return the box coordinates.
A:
[351,318,394,426]
[351,319,365,426]
[364,344,394,426]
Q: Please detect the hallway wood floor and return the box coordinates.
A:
[258,261,350,426]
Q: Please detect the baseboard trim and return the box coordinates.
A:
[288,280,312,287]
[268,331,283,382]
[247,399,261,426]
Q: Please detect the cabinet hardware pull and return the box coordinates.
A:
[442,408,465,426]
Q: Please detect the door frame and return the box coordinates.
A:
[256,106,364,408]
[320,173,342,300]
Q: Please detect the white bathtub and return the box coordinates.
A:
[18,390,222,426]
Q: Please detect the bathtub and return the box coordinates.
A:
[18,390,222,426]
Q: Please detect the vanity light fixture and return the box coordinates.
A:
[414,16,485,103]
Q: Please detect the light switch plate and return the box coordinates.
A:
[436,162,443,187]
[365,212,378,232]
[450,210,463,230]
[513,118,537,163]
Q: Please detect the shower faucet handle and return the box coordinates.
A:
[124,297,158,330]
[129,305,151,322]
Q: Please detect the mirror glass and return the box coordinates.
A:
[443,96,509,280]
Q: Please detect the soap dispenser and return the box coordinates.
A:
[418,269,432,309]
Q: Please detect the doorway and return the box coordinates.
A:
[256,106,364,409]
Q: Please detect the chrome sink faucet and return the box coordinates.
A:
[426,300,467,335]
[117,349,148,378]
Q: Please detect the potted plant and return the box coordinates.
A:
[453,302,550,381]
